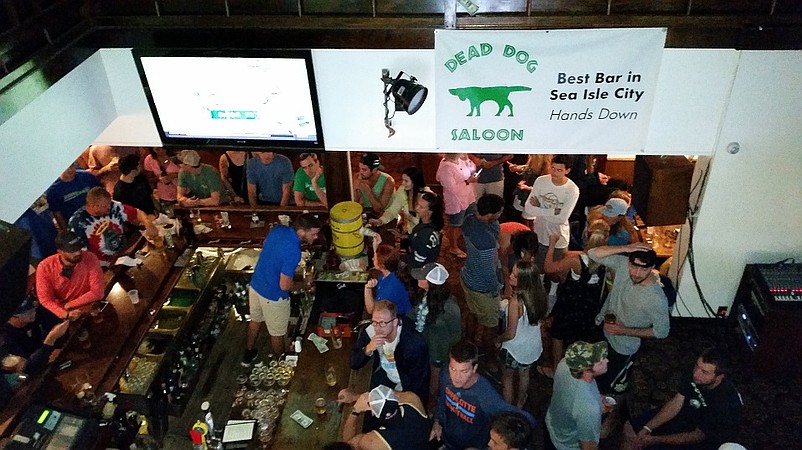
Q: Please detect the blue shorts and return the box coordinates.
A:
[447,202,476,227]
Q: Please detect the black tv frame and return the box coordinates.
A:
[132,48,325,152]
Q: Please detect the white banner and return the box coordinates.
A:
[435,28,666,152]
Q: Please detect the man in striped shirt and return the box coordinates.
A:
[460,194,505,360]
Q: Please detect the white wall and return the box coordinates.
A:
[0,51,118,221]
[673,51,802,317]
[81,48,743,155]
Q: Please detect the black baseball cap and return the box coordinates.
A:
[55,231,83,252]
[361,153,383,170]
[629,250,657,268]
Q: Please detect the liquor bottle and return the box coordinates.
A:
[201,401,215,439]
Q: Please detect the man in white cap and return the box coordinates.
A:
[410,262,461,401]
[176,150,227,207]
[545,340,609,450]
[596,197,638,246]
[338,384,430,450]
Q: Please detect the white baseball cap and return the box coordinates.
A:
[411,262,449,285]
[368,385,399,419]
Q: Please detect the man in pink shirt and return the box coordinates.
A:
[436,153,478,258]
[35,231,104,325]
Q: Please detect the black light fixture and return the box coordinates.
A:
[381,69,428,137]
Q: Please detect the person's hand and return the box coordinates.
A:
[598,172,610,185]
[365,335,388,354]
[337,388,358,405]
[529,195,540,207]
[44,320,71,345]
[368,218,382,227]
[311,167,323,184]
[635,428,656,447]
[353,393,371,414]
[466,174,478,184]
[67,310,83,321]
[143,224,159,239]
[603,321,625,336]
[429,421,443,441]
[365,278,378,289]
[626,242,653,253]
[549,232,561,245]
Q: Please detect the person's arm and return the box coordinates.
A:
[363,279,378,314]
[311,172,327,208]
[364,176,395,214]
[64,255,104,309]
[620,217,640,244]
[218,155,242,203]
[528,183,579,223]
[247,183,258,207]
[349,329,373,370]
[587,242,653,262]
[399,331,431,401]
[603,321,657,339]
[36,265,69,320]
[52,211,68,231]
[279,182,291,206]
[341,392,371,443]
[23,320,70,375]
[197,190,221,207]
[636,393,684,443]
[133,208,158,238]
[278,273,294,292]
[635,393,701,447]
[544,232,581,277]
[375,189,404,226]
[487,154,514,167]
[496,297,520,344]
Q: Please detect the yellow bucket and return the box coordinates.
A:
[330,201,365,257]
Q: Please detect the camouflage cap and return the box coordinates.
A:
[565,341,608,373]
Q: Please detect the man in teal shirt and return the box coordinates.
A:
[353,153,394,216]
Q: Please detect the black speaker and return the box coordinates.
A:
[632,156,694,226]
[0,220,32,323]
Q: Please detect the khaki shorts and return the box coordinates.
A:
[249,286,290,337]
[460,277,500,328]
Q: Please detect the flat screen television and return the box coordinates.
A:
[132,49,325,151]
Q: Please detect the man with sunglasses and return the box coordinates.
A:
[588,243,670,395]
[35,231,104,328]
[351,300,430,413]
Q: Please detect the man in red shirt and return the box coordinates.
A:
[35,231,104,324]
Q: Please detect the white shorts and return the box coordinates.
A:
[248,286,290,337]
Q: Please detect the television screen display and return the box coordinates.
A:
[133,49,324,150]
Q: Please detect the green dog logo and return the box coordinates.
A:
[448,86,532,117]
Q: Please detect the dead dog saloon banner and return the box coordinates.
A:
[435,28,666,152]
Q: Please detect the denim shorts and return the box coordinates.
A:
[447,202,476,227]
[499,347,535,370]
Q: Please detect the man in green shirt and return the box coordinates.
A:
[293,153,327,208]
[177,150,228,207]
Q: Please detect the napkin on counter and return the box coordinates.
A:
[115,256,143,267]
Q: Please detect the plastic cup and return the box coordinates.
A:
[315,397,327,415]
[127,289,140,305]
[331,328,343,349]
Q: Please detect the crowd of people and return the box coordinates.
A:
[239,152,743,450]
[4,148,745,449]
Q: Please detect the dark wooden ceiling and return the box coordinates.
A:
[2,0,801,123]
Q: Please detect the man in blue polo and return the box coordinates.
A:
[243,213,321,365]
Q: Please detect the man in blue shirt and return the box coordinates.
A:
[243,213,322,364]
[430,341,534,450]
[46,164,101,230]
[460,194,505,359]
[247,152,295,206]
